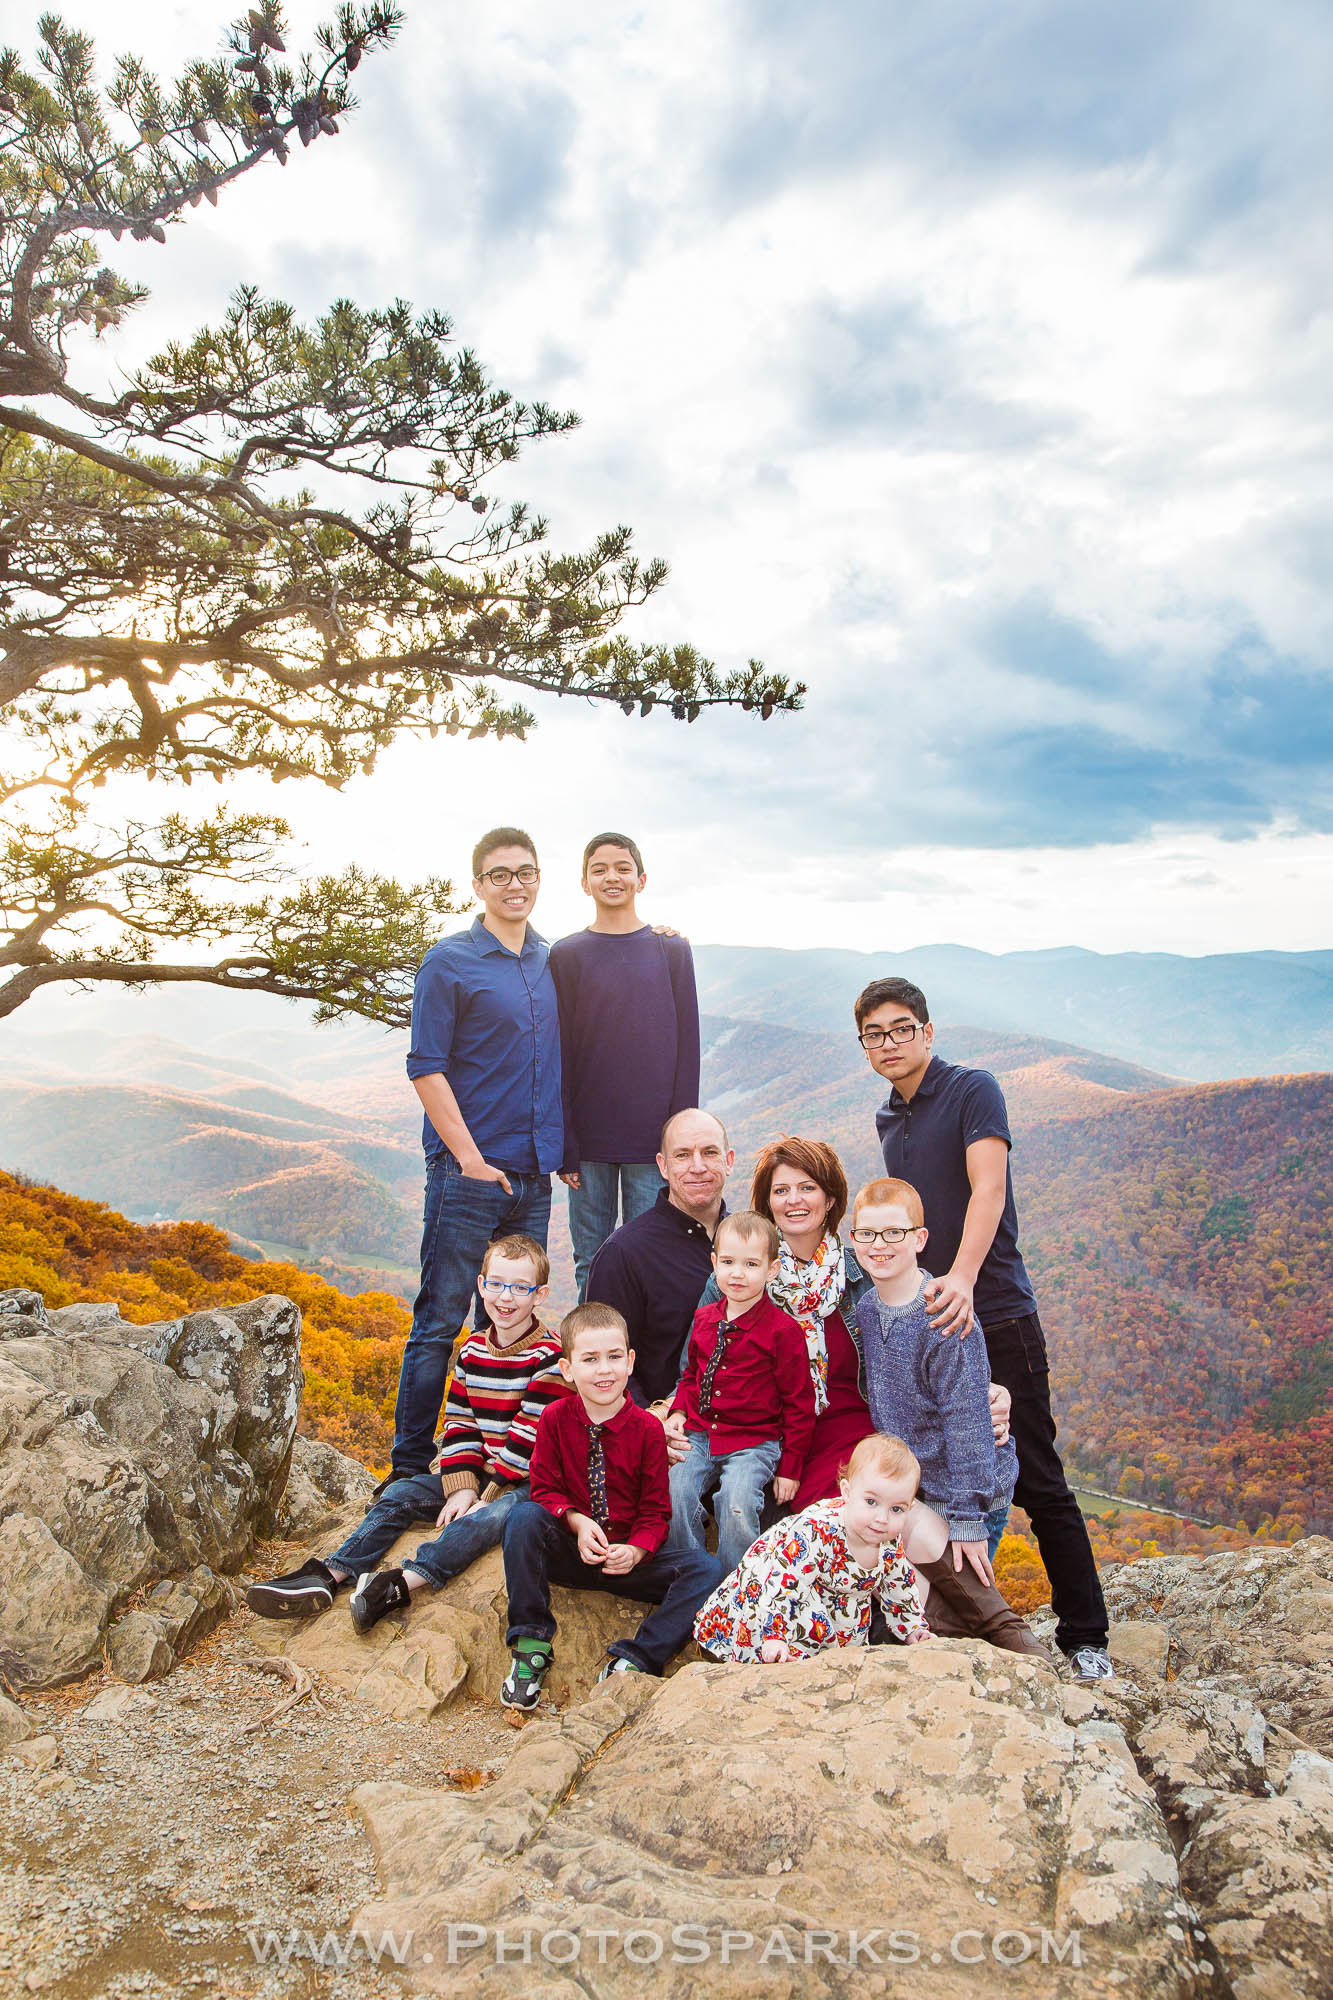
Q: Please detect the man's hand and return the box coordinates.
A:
[760,1637,797,1663]
[557,1169,581,1190]
[573,1515,611,1565]
[951,1538,996,1589]
[924,1267,976,1337]
[987,1381,1011,1446]
[773,1476,798,1505]
[459,1152,513,1196]
[435,1489,480,1527]
[659,1408,691,1463]
[602,1541,647,1576]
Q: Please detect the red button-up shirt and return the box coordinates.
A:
[671,1296,817,1482]
[528,1393,672,1554]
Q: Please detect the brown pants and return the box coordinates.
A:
[916,1554,1053,1662]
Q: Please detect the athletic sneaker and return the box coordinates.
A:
[349,1568,411,1633]
[1066,1645,1116,1682]
[500,1640,554,1711]
[245,1558,341,1620]
[596,1656,645,1681]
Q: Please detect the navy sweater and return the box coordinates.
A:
[549,927,700,1166]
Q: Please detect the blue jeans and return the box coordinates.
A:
[986,1499,1010,1563]
[391,1156,552,1477]
[666,1432,782,1575]
[568,1161,666,1299]
[502,1500,722,1674]
[326,1474,528,1585]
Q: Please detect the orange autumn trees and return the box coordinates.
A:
[0,1168,404,1465]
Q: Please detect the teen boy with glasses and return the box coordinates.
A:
[389,826,565,1481]
[854,975,1114,1683]
[550,832,701,1297]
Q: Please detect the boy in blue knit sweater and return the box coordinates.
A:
[851,1177,1049,1660]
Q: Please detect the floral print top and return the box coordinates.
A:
[693,1497,929,1661]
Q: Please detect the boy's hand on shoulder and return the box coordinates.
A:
[924,1269,976,1337]
[650,923,685,939]
[601,1541,646,1575]
[773,1476,798,1504]
[436,1489,481,1527]
[572,1515,611,1565]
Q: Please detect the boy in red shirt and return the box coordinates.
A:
[500,1304,722,1710]
[663,1210,816,1573]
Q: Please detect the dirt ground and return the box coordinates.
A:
[0,1602,524,2000]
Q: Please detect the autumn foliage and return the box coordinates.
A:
[0,1169,405,1466]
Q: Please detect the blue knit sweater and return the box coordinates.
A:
[855,1276,1017,1545]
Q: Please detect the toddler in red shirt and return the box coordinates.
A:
[663,1210,816,1575]
[500,1303,723,1709]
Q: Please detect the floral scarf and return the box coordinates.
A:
[769,1231,846,1417]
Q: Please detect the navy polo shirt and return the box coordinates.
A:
[875,1056,1037,1324]
[406,917,563,1174]
[585,1186,725,1405]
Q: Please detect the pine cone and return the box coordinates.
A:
[75,119,94,147]
[190,118,209,143]
[471,497,487,514]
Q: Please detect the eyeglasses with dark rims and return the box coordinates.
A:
[848,1225,920,1246]
[479,864,539,887]
[857,1019,927,1049]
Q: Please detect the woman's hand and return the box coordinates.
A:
[951,1538,997,1589]
[987,1381,1012,1446]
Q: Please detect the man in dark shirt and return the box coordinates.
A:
[390,826,563,1479]
[583,1107,732,1408]
[551,832,700,1297]
[855,975,1113,1682]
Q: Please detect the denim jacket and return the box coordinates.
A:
[688,1240,875,1402]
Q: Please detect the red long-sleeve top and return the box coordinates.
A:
[528,1394,673,1555]
[671,1296,817,1483]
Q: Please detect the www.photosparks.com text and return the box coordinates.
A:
[246,1923,1086,1971]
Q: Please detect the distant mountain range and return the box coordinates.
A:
[692,942,1333,1081]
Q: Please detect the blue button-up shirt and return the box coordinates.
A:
[406,917,564,1174]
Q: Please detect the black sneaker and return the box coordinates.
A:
[500,1641,553,1711]
[349,1568,411,1633]
[246,1559,340,1620]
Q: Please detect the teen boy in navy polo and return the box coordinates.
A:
[499,1303,722,1708]
[855,975,1112,1683]
[391,827,564,1480]
[550,832,701,1297]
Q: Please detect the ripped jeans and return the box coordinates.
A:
[664,1432,783,1577]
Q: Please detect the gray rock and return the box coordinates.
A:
[0,1289,51,1337]
[0,1690,32,1745]
[47,1301,125,1336]
[0,1293,302,1690]
[274,1434,376,1540]
[105,1613,175,1684]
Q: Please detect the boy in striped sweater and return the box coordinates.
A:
[246,1235,567,1629]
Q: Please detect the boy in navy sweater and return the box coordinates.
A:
[550,832,700,1296]
[499,1303,722,1709]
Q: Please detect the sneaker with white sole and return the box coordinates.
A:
[501,1640,554,1710]
[349,1567,411,1633]
[246,1558,341,1620]
[1066,1645,1115,1682]
[596,1656,645,1682]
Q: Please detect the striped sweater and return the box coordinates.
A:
[435,1319,568,1502]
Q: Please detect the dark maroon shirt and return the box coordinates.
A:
[671,1296,817,1482]
[528,1393,672,1554]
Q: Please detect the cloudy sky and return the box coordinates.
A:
[62,1,1333,953]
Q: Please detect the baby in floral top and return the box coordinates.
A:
[693,1432,929,1662]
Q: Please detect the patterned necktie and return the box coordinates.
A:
[586,1422,609,1529]
[698,1322,732,1417]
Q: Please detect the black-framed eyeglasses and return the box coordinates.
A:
[479,864,539,887]
[857,1020,926,1049]
[848,1225,920,1246]
[479,1276,538,1297]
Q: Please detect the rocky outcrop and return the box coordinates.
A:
[0,1285,302,1690]
[253,1543,687,1720]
